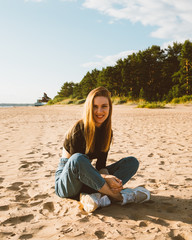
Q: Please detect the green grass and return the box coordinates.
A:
[75,99,86,104]
[48,98,86,105]
[171,95,192,104]
[112,97,127,104]
[137,102,166,109]
[111,96,136,105]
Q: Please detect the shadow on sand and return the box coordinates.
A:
[95,194,192,226]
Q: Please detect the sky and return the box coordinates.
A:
[0,0,192,103]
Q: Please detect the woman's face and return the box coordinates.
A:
[93,96,110,127]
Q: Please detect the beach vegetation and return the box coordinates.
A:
[137,102,166,109]
[111,96,128,104]
[171,95,192,104]
[51,40,192,106]
[48,98,86,105]
[75,99,86,104]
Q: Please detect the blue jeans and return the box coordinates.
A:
[55,153,139,199]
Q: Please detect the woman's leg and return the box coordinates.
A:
[55,153,106,198]
[80,156,139,201]
[81,156,139,202]
[102,156,139,204]
[106,156,139,185]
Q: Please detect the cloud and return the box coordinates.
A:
[82,50,137,69]
[82,0,192,42]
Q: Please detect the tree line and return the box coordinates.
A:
[51,40,192,103]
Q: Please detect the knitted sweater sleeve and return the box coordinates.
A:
[63,121,86,155]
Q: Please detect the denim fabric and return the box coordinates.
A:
[55,153,106,198]
[106,156,139,185]
[55,153,139,199]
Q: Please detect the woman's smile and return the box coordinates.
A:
[96,114,104,119]
[93,96,110,127]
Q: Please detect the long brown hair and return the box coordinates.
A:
[83,86,112,154]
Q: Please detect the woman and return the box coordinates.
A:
[55,87,150,213]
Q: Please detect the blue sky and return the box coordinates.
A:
[1,0,192,103]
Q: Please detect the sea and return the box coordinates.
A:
[0,103,35,108]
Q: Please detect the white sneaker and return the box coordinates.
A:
[80,193,111,213]
[132,187,150,203]
[120,188,135,205]
[120,187,150,205]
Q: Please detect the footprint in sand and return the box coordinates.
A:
[159,167,165,170]
[26,151,35,155]
[0,232,16,238]
[15,190,31,202]
[32,193,49,201]
[40,201,55,216]
[19,234,33,239]
[169,229,187,240]
[7,182,31,202]
[95,230,105,239]
[44,169,55,178]
[19,163,30,169]
[78,216,90,223]
[159,160,165,165]
[30,200,43,207]
[185,178,192,181]
[148,153,154,157]
[1,214,34,226]
[7,182,23,191]
[42,152,56,158]
[168,184,179,189]
[148,179,157,183]
[139,221,148,227]
[42,201,65,216]
[60,227,73,234]
[136,174,144,178]
[44,173,52,177]
[19,160,44,170]
[0,205,9,211]
[0,177,4,184]
[42,202,54,212]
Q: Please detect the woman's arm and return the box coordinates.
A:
[99,168,123,193]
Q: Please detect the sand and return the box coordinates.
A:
[0,104,192,240]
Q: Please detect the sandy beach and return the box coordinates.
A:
[0,104,192,240]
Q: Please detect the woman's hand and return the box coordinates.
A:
[102,175,123,193]
[62,147,71,158]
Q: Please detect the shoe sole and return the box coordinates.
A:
[80,193,99,213]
